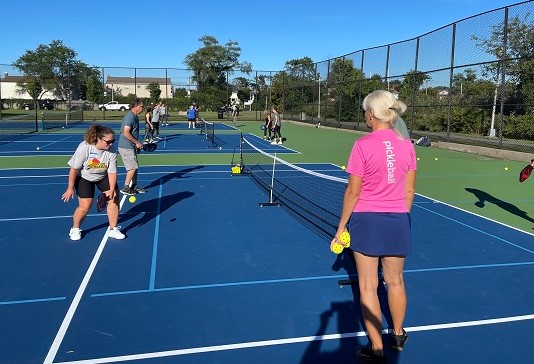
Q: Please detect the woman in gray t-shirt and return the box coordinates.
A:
[61,125,125,241]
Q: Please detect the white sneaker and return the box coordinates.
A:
[109,226,125,240]
[270,141,277,145]
[277,141,283,145]
[69,227,82,241]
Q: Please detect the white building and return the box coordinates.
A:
[0,73,174,101]
[0,73,56,101]
[105,76,173,99]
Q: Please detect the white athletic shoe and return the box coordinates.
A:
[277,141,283,145]
[270,141,277,145]
[109,226,125,240]
[69,227,82,241]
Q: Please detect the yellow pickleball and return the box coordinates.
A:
[129,196,136,203]
[339,231,351,248]
[331,241,344,254]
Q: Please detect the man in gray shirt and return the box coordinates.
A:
[118,98,146,195]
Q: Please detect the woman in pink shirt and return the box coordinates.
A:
[332,90,416,363]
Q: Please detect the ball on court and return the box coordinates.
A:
[417,157,420,161]
[504,167,509,171]
[339,231,351,248]
[36,147,40,150]
[341,165,346,170]
[331,241,344,254]
[434,157,438,161]
[129,196,136,203]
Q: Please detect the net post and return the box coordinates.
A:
[259,152,281,207]
[230,133,245,176]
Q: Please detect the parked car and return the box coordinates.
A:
[39,99,54,110]
[98,101,130,111]
[22,102,34,110]
[21,100,54,110]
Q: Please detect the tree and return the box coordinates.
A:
[395,70,431,104]
[474,12,534,114]
[272,57,316,114]
[146,82,162,103]
[184,35,252,109]
[13,40,92,103]
[184,35,251,87]
[327,58,366,121]
[85,68,103,104]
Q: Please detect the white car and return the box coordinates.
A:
[98,101,130,111]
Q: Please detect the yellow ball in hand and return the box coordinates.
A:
[331,241,344,254]
[339,231,351,248]
[129,196,136,203]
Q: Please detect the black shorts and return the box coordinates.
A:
[74,175,117,199]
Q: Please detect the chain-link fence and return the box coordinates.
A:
[281,1,534,153]
[2,1,534,151]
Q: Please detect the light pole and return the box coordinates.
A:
[318,78,321,119]
[489,48,502,138]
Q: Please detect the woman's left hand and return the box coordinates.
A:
[61,188,75,202]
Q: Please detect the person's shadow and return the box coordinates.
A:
[300,250,400,363]
[465,187,534,224]
[143,165,204,190]
[84,166,203,236]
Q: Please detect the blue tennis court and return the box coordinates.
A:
[0,130,297,156]
[1,161,533,363]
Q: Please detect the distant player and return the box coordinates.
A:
[187,104,197,128]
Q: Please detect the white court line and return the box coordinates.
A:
[416,192,534,237]
[52,313,534,364]
[43,193,129,364]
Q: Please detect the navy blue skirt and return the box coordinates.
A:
[348,212,412,257]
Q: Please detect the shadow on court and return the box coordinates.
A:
[465,187,534,224]
[83,167,203,236]
[83,191,195,236]
[143,165,205,189]
[300,249,400,363]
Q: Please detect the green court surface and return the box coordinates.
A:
[1,119,533,233]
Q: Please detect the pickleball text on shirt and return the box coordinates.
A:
[383,140,396,184]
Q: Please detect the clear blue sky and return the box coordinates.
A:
[0,0,519,71]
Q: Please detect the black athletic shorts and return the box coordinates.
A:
[74,175,117,199]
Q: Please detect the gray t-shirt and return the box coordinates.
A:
[152,106,161,123]
[395,116,410,139]
[273,112,281,126]
[118,111,139,149]
[68,141,118,182]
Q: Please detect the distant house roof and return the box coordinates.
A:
[106,76,171,84]
[2,75,27,83]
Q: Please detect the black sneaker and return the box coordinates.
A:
[391,329,408,351]
[134,186,147,194]
[355,345,386,364]
[120,186,137,196]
